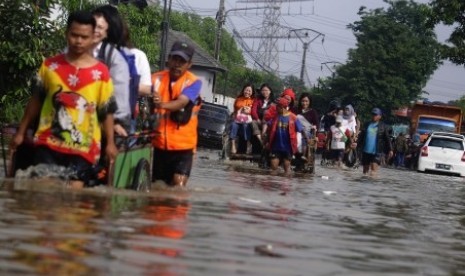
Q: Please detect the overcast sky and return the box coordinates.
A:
[171,0,465,102]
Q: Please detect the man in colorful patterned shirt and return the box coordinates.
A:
[10,11,118,188]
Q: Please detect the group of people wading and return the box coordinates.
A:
[9,7,201,188]
[228,87,394,176]
[7,7,394,189]
[228,85,319,174]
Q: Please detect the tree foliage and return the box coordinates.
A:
[0,0,311,122]
[0,0,63,121]
[429,0,465,65]
[324,0,441,122]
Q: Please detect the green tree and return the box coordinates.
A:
[117,4,161,68]
[0,0,63,123]
[326,0,441,122]
[429,0,465,65]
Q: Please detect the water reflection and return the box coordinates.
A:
[1,186,101,275]
[136,197,190,255]
[0,180,193,275]
[4,149,465,275]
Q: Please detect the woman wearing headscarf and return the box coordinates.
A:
[342,104,357,135]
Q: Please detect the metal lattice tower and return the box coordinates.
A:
[237,0,313,73]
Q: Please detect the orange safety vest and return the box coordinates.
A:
[151,70,201,150]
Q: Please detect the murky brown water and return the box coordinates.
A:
[1,148,465,275]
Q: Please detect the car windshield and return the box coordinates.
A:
[428,137,464,150]
[198,109,229,124]
[418,118,456,134]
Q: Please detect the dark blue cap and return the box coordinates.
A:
[371,107,382,115]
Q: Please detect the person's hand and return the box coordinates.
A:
[9,133,24,153]
[114,124,128,137]
[388,150,394,159]
[105,142,118,165]
[153,93,161,105]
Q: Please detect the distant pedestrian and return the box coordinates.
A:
[394,132,408,167]
[357,107,393,175]
[327,115,352,168]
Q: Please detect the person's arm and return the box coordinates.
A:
[263,104,276,122]
[294,118,307,140]
[326,130,332,150]
[233,97,244,114]
[102,113,118,163]
[139,84,152,96]
[10,95,42,151]
[251,99,260,121]
[110,49,131,121]
[159,94,190,111]
[156,79,201,112]
[311,110,320,130]
[385,124,394,155]
[136,49,152,96]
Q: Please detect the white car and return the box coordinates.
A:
[417,132,465,177]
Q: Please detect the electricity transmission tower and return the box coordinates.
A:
[289,28,324,83]
[236,0,313,73]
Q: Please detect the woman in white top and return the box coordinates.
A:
[342,104,357,135]
[329,116,351,167]
[121,21,152,96]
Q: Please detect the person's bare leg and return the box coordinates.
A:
[230,139,237,154]
[68,180,84,189]
[283,159,291,174]
[171,173,189,187]
[270,157,280,171]
[363,165,370,174]
[246,140,253,154]
[370,162,379,176]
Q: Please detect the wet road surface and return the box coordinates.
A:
[1,148,465,275]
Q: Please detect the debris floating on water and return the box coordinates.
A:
[238,197,262,204]
[254,244,283,258]
[321,176,329,180]
[323,191,336,195]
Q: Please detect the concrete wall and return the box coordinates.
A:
[211,94,235,113]
[191,69,215,103]
[190,68,234,113]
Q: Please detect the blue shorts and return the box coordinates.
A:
[270,150,292,161]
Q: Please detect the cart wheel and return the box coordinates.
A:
[131,159,151,192]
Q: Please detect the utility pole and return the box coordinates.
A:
[214,0,225,61]
[321,61,343,77]
[300,42,308,82]
[158,0,172,70]
[289,28,324,84]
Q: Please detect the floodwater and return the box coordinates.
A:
[1,148,465,275]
